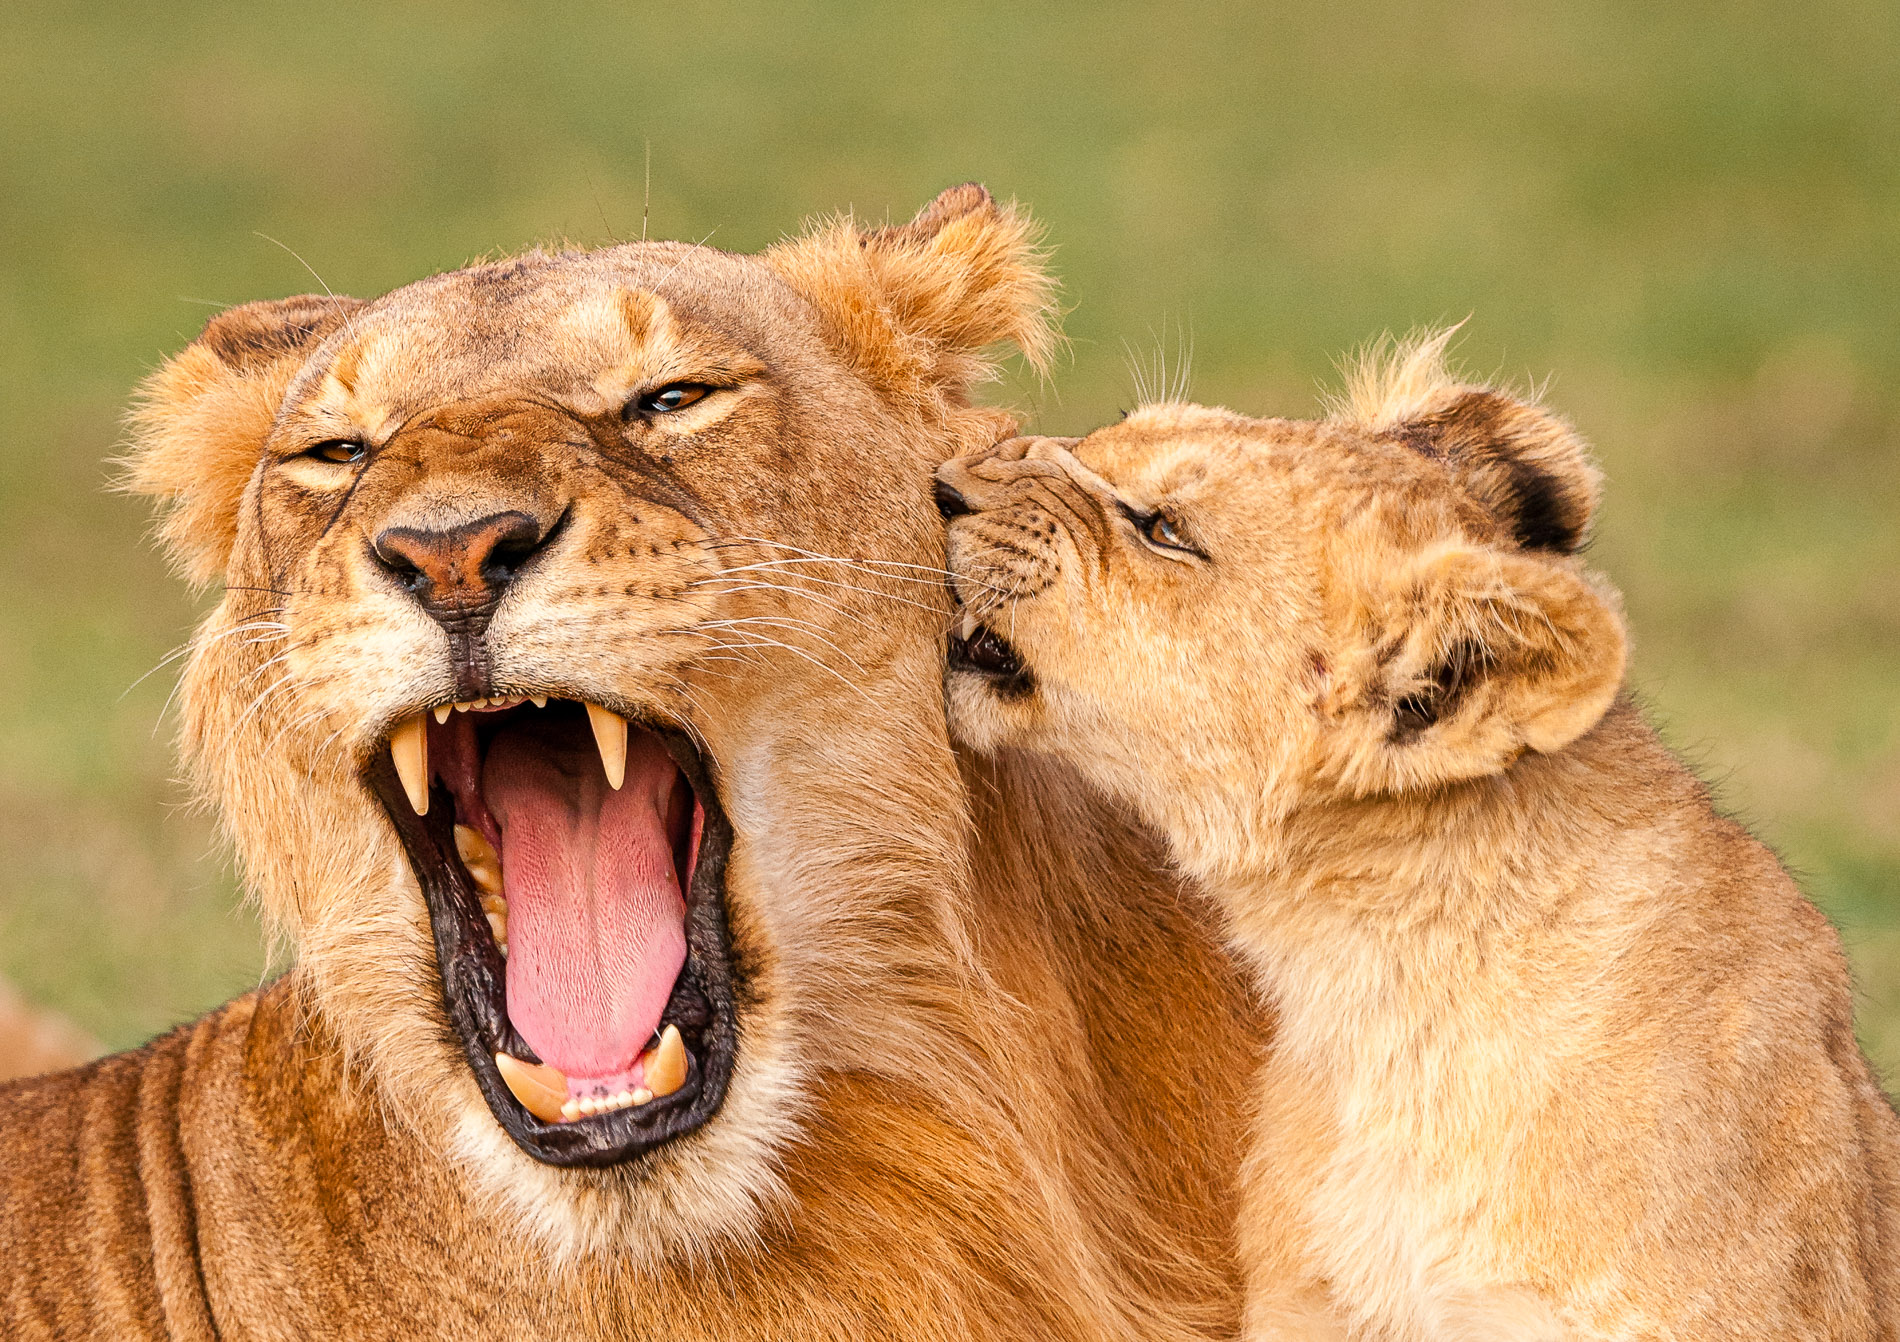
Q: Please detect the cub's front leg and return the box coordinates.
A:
[1236,1064,1352,1340]
[1237,1053,1575,1342]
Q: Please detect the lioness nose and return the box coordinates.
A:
[372,511,551,615]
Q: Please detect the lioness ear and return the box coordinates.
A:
[1323,544,1627,794]
[765,183,1058,404]
[1341,329,1601,555]
[124,294,365,587]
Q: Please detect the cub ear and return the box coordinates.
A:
[123,294,364,587]
[765,183,1058,405]
[1322,544,1628,795]
[1341,329,1601,555]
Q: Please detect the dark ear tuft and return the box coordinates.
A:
[1333,330,1601,555]
[1403,390,1594,554]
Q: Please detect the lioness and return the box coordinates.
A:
[0,187,1265,1339]
[937,332,1900,1339]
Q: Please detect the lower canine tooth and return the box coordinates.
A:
[642,1023,688,1098]
[959,613,977,640]
[631,1087,653,1105]
[494,1052,567,1123]
[454,825,505,894]
[389,715,430,815]
[586,703,629,790]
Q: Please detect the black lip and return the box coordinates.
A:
[366,721,738,1168]
[947,620,1036,699]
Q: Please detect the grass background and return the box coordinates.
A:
[3,1,1896,1076]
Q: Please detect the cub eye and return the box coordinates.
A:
[628,383,713,417]
[1120,503,1200,557]
[306,440,367,465]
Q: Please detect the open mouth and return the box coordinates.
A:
[365,696,736,1167]
[946,607,1035,697]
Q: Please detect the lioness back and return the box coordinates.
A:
[937,332,1900,1339]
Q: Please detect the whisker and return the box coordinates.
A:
[697,617,867,672]
[123,619,289,701]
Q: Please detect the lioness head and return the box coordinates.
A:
[937,330,1627,876]
[125,185,1054,1256]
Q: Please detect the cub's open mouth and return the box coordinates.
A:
[947,608,1035,697]
[366,698,736,1168]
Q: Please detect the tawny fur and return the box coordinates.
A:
[0,187,1266,1339]
[939,334,1900,1340]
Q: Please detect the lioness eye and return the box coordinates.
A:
[308,440,367,465]
[1115,499,1199,557]
[629,383,712,417]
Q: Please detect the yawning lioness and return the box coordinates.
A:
[0,188,1265,1340]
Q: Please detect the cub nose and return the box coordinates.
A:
[372,511,552,616]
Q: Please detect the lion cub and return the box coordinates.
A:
[936,332,1900,1340]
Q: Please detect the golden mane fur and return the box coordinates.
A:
[940,336,1900,1338]
[0,187,1264,1339]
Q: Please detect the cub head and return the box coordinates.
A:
[123,185,1054,1257]
[937,330,1627,875]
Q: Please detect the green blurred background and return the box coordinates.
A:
[3,1,1896,1076]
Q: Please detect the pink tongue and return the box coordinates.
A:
[482,722,686,1080]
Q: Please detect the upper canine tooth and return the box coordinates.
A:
[530,696,547,708]
[642,1023,688,1098]
[494,1052,567,1123]
[433,704,452,725]
[958,613,977,640]
[389,715,430,815]
[586,703,628,790]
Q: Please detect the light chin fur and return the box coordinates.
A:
[241,800,797,1266]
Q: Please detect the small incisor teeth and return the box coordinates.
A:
[389,715,429,815]
[642,1024,687,1098]
[494,1052,567,1123]
[586,703,628,791]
